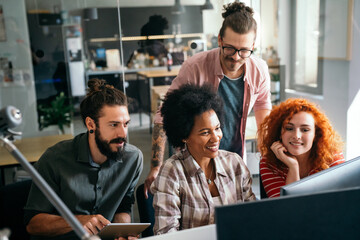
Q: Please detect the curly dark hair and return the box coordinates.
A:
[219,2,257,40]
[161,84,224,149]
[258,98,343,172]
[140,14,169,47]
[80,78,128,126]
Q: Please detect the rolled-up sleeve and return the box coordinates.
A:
[150,161,181,235]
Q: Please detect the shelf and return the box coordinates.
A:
[89,33,204,43]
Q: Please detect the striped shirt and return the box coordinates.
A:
[150,149,256,235]
[260,153,345,198]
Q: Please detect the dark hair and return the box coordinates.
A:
[80,78,127,125]
[161,84,224,149]
[140,15,169,47]
[219,2,257,39]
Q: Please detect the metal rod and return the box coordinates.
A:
[0,136,100,240]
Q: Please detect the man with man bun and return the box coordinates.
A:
[144,1,272,197]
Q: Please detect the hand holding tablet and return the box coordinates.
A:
[97,223,151,240]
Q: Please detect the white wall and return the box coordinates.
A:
[0,0,38,137]
[347,0,360,159]
[260,0,277,51]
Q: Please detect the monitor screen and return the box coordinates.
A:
[215,187,360,240]
[281,155,360,196]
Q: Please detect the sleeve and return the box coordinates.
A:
[116,150,143,214]
[259,157,286,198]
[330,152,345,167]
[24,148,61,224]
[150,161,181,235]
[253,60,272,112]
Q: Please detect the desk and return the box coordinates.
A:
[137,67,180,132]
[0,134,72,184]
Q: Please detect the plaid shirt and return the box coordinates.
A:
[151,149,256,235]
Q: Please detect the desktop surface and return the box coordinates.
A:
[143,224,216,240]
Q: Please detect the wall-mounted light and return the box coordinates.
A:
[201,0,214,10]
[171,0,185,15]
[84,8,98,21]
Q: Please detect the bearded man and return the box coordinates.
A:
[24,78,143,240]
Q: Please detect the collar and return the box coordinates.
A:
[77,132,91,164]
[180,149,227,178]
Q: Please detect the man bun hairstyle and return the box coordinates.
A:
[219,2,257,39]
[80,78,127,126]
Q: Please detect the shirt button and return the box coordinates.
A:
[93,206,98,211]
[97,186,102,190]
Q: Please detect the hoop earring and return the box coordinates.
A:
[89,129,94,134]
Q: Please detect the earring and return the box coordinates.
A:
[89,129,94,134]
[183,141,188,151]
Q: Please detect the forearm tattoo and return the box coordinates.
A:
[151,124,167,168]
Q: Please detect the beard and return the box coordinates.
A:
[221,54,245,72]
[94,129,127,160]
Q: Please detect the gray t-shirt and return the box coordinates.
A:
[217,74,244,157]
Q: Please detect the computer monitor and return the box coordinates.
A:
[281,155,360,196]
[215,187,360,240]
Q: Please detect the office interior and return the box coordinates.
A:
[0,0,360,239]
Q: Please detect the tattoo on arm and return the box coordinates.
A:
[151,124,167,168]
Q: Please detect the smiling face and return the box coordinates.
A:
[218,27,255,77]
[94,105,130,159]
[185,110,223,163]
[280,111,316,160]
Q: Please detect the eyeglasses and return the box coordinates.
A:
[221,46,253,58]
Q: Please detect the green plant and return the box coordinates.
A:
[270,72,280,82]
[38,92,74,134]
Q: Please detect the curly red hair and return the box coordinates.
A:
[258,98,343,171]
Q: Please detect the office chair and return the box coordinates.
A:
[136,183,154,237]
[0,179,32,240]
[259,161,268,199]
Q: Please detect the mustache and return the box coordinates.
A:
[109,137,127,144]
[225,56,242,63]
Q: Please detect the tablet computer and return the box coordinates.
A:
[97,223,150,239]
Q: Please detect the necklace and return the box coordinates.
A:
[207,159,214,184]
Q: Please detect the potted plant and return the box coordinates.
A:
[38,92,74,134]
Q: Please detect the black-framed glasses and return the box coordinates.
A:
[222,46,253,58]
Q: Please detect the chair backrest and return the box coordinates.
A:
[0,179,32,240]
[136,183,154,237]
[259,160,268,199]
[259,175,268,199]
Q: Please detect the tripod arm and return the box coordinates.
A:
[0,136,100,240]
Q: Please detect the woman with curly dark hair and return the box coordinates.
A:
[150,84,255,234]
[258,98,344,198]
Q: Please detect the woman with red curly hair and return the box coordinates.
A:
[258,98,344,198]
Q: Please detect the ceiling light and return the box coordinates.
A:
[171,0,185,15]
[201,0,214,10]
